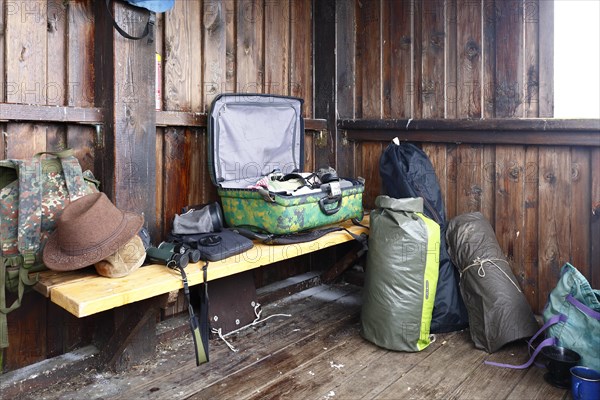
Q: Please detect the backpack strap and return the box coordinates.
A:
[0,256,25,348]
[13,158,42,273]
[105,0,155,43]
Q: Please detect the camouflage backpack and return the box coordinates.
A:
[0,150,99,348]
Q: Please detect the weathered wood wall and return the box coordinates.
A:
[154,0,314,237]
[0,0,317,372]
[1,0,598,373]
[1,0,98,372]
[329,0,599,314]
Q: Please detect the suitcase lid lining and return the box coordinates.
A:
[209,94,304,189]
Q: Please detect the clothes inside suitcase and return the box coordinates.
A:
[208,94,364,234]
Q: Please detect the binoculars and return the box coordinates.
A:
[146,242,202,269]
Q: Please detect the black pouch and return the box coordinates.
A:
[169,229,253,262]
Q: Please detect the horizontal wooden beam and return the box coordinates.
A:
[304,118,328,131]
[0,104,328,132]
[155,111,207,127]
[341,119,600,147]
[340,118,600,131]
[0,103,104,124]
[156,110,327,131]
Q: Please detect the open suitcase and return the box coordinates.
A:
[208,94,364,234]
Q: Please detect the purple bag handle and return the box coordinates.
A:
[566,294,600,320]
[484,314,566,369]
[485,292,599,369]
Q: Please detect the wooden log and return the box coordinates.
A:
[523,0,540,117]
[236,0,264,94]
[203,0,227,110]
[66,0,96,173]
[93,0,157,238]
[314,0,336,169]
[523,146,540,310]
[457,0,482,118]
[570,148,592,277]
[420,0,445,119]
[495,0,524,118]
[538,147,572,313]
[494,145,526,295]
[538,0,554,117]
[335,0,356,177]
[264,0,288,96]
[164,0,202,112]
[591,148,600,289]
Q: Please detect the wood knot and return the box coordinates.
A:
[544,171,556,184]
[430,32,445,49]
[465,39,480,61]
[508,165,520,181]
[525,200,537,209]
[47,19,57,33]
[422,81,436,97]
[400,36,411,50]
[470,185,482,196]
[204,2,222,32]
[19,46,28,62]
[571,163,580,180]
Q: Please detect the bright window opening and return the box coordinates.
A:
[554,0,600,118]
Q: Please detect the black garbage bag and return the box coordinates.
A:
[446,212,539,353]
[379,139,469,333]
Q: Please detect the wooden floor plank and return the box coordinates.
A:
[117,285,362,399]
[449,340,530,399]
[239,321,377,400]
[371,330,488,399]
[322,332,460,400]
[17,283,570,400]
[194,316,363,400]
[506,365,569,400]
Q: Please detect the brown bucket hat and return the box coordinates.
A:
[43,192,144,271]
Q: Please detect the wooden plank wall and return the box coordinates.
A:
[155,0,315,306]
[0,0,315,371]
[1,0,98,372]
[0,0,596,373]
[338,0,599,314]
[156,0,314,237]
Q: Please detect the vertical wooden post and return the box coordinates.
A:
[313,0,336,170]
[94,0,157,239]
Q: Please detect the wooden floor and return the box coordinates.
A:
[21,283,568,400]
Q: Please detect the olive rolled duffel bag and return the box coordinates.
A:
[361,196,440,352]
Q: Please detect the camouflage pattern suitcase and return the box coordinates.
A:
[208,94,364,234]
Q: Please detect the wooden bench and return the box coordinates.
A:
[32,218,369,370]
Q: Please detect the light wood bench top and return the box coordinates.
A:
[34,218,368,318]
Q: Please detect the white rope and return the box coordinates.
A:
[212,327,238,352]
[211,302,292,352]
[462,257,522,293]
[429,334,437,344]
